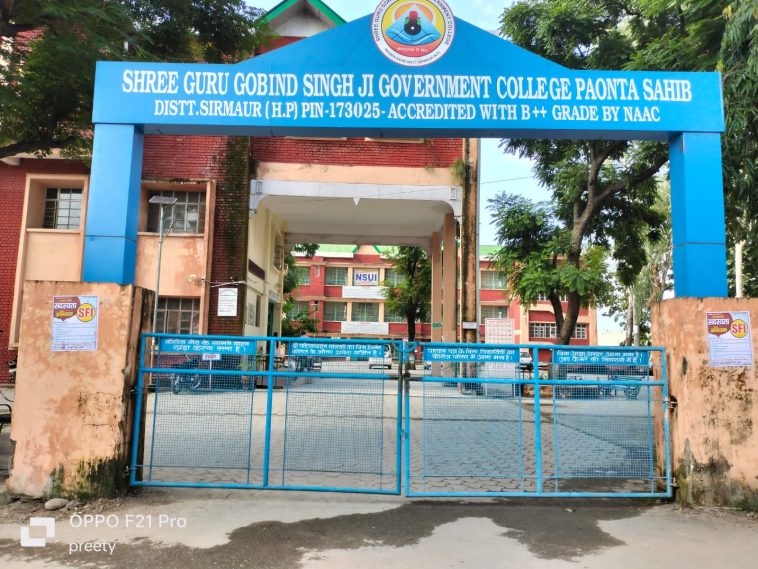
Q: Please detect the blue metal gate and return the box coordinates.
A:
[131,334,401,494]
[403,343,671,498]
[131,335,670,498]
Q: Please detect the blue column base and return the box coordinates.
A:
[672,243,728,298]
[82,236,137,285]
[669,132,728,298]
[82,123,144,285]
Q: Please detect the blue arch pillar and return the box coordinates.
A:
[669,132,728,298]
[83,123,144,284]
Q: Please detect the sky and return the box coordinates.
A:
[250,0,621,331]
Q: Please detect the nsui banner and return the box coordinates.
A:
[92,6,723,140]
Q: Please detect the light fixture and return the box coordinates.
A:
[150,195,178,335]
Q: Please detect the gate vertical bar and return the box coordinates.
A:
[262,338,276,487]
[245,355,255,484]
[533,346,543,494]
[518,381,525,491]
[396,370,403,495]
[646,370,655,493]
[129,334,148,485]
[661,348,672,496]
[147,336,160,481]
[402,355,411,496]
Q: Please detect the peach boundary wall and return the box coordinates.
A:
[7,281,150,497]
[653,298,758,508]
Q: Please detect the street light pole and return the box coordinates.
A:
[149,196,178,334]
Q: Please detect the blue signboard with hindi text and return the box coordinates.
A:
[159,337,256,356]
[425,346,519,363]
[553,349,650,366]
[289,342,385,358]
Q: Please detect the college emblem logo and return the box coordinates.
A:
[372,0,455,67]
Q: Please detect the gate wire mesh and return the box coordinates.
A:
[406,344,670,497]
[132,333,400,493]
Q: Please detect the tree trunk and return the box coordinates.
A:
[625,288,634,345]
[735,240,745,298]
[557,292,581,345]
[460,138,479,344]
[405,311,416,370]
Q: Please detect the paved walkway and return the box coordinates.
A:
[0,488,755,569]
[140,370,661,495]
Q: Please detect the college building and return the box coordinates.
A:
[0,0,471,383]
[290,244,597,345]
[0,0,604,387]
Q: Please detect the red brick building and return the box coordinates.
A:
[290,244,597,348]
[0,0,468,383]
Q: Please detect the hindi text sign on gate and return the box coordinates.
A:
[290,342,385,358]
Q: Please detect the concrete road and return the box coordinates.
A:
[0,488,756,569]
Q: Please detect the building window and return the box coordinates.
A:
[384,268,406,287]
[481,305,509,320]
[293,265,311,286]
[288,300,310,318]
[156,297,199,334]
[146,190,206,234]
[384,307,405,322]
[536,292,568,302]
[43,188,82,229]
[529,322,588,339]
[573,324,588,339]
[352,302,379,322]
[323,301,347,321]
[272,232,284,271]
[325,266,348,286]
[480,270,506,290]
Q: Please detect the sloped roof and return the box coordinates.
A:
[264,0,346,27]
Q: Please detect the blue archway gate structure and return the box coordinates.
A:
[87,12,727,296]
[96,4,721,497]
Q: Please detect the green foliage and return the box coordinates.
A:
[498,0,669,343]
[604,186,673,345]
[0,1,136,158]
[0,0,272,159]
[623,0,758,294]
[281,244,320,335]
[122,0,273,63]
[282,244,318,296]
[721,0,758,294]
[382,247,431,342]
[489,193,612,307]
[281,299,319,337]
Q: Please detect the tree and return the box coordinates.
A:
[0,0,271,160]
[281,243,320,336]
[489,193,613,336]
[382,247,431,343]
[604,185,673,345]
[498,0,669,344]
[721,0,758,296]
[628,0,758,295]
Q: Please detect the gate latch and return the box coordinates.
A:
[666,395,678,410]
